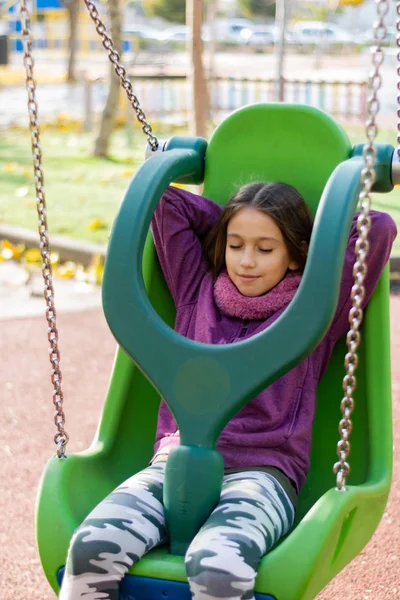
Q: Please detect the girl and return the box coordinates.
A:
[59,182,396,600]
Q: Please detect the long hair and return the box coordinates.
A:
[204,182,313,277]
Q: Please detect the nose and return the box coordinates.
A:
[240,248,256,269]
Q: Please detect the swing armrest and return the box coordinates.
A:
[36,451,116,594]
[256,482,391,599]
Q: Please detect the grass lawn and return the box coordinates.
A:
[1,124,400,253]
[0,126,157,244]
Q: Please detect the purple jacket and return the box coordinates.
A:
[150,186,397,493]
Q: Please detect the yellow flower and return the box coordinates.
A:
[50,252,60,266]
[1,240,24,260]
[55,261,76,279]
[56,113,71,123]
[88,219,105,230]
[24,248,42,263]
[4,162,18,173]
[91,253,104,285]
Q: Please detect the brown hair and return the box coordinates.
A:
[204,182,313,277]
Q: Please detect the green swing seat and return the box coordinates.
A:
[36,104,394,600]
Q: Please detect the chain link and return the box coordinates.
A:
[333,0,388,491]
[19,0,69,459]
[83,0,158,151]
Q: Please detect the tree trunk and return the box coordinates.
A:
[93,0,122,157]
[187,0,208,138]
[207,0,217,79]
[207,0,217,122]
[275,0,289,101]
[67,0,79,83]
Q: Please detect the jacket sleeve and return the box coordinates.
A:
[328,210,397,343]
[151,185,223,307]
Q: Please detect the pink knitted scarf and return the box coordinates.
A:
[214,269,302,320]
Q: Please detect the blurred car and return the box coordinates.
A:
[122,25,160,40]
[157,26,189,43]
[157,26,211,43]
[223,19,254,39]
[210,18,254,44]
[157,19,255,46]
[289,21,354,46]
[241,26,277,46]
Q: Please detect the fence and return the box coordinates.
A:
[84,75,367,128]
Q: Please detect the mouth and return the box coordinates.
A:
[238,274,260,281]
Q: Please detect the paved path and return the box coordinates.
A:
[0,261,102,320]
[0,261,101,322]
[0,298,399,599]
[0,260,101,321]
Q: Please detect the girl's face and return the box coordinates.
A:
[225,207,299,297]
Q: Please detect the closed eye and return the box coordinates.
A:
[228,245,242,250]
[259,248,273,253]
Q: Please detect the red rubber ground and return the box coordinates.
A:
[1,301,399,599]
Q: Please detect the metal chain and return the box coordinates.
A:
[19,0,69,458]
[83,0,158,151]
[397,0,400,159]
[333,0,388,491]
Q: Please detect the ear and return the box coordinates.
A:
[288,241,308,271]
[301,240,309,255]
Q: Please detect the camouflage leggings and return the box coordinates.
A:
[59,462,295,600]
